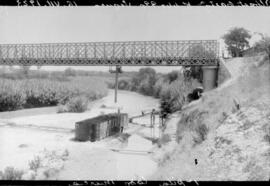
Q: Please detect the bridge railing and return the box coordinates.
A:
[0,40,219,66]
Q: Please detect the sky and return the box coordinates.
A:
[0,6,270,72]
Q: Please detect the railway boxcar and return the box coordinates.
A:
[75,113,128,142]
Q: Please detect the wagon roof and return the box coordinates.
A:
[76,113,127,125]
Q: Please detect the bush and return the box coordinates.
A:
[109,68,201,119]
[159,76,201,118]
[264,126,270,144]
[164,71,180,83]
[64,95,89,113]
[118,79,130,90]
[43,168,58,179]
[0,166,24,180]
[159,90,173,119]
[264,134,270,144]
[57,104,68,113]
[29,156,42,171]
[187,87,203,103]
[193,124,209,145]
[252,33,270,61]
[0,81,26,111]
[153,77,165,98]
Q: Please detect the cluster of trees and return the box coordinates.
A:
[252,33,270,61]
[222,27,252,57]
[184,27,270,84]
[113,67,201,118]
[222,27,270,61]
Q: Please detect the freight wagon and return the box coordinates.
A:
[75,113,128,142]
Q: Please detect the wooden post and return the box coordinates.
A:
[109,65,122,103]
[115,67,119,103]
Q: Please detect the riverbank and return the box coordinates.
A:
[151,55,270,180]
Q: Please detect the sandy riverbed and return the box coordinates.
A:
[0,90,161,180]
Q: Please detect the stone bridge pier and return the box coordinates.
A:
[202,65,219,92]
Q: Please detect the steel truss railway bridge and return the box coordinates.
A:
[0,40,220,91]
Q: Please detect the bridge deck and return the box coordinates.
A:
[0,40,219,66]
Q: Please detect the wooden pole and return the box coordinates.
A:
[114,66,119,103]
[109,65,122,103]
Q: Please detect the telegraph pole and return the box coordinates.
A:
[109,65,122,103]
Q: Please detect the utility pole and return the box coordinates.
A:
[109,65,122,103]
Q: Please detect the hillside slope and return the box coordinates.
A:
[151,55,270,180]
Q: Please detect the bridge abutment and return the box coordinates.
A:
[202,66,218,92]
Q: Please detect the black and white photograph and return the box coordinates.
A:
[0,6,270,181]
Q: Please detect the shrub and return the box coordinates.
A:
[0,81,26,111]
[263,126,270,144]
[0,166,24,180]
[118,79,130,90]
[153,77,165,98]
[252,33,270,62]
[57,104,68,113]
[43,168,58,179]
[65,95,89,113]
[264,134,270,144]
[159,76,201,118]
[193,124,209,145]
[159,91,173,119]
[29,156,42,171]
[164,71,180,83]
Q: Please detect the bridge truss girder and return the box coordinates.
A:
[0,57,218,66]
[0,40,219,66]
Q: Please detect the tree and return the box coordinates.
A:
[253,33,270,62]
[165,71,180,83]
[130,67,157,95]
[222,27,251,57]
